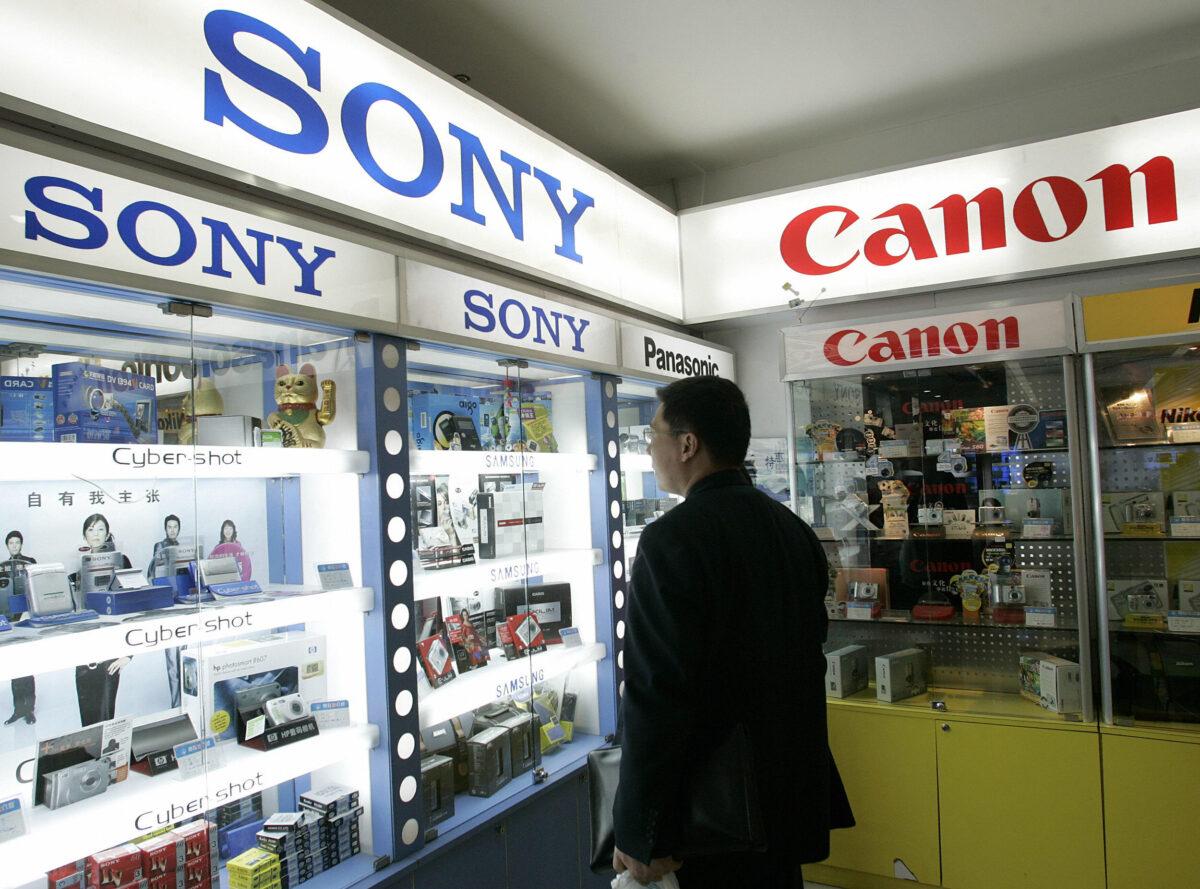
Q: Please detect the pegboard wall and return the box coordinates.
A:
[1004,364,1067,412]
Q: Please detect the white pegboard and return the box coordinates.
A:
[991,450,1073,489]
[1098,448,1174,491]
[1104,539,1167,578]
[1004,364,1067,411]
[1014,540,1080,623]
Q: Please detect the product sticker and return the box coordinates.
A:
[1024,607,1058,628]
[311,700,351,730]
[244,714,266,741]
[558,627,583,648]
[0,796,26,843]
[1022,518,1056,538]
[1169,517,1200,538]
[173,737,218,781]
[1167,612,1200,633]
[317,563,355,591]
[210,710,231,736]
[1167,422,1200,443]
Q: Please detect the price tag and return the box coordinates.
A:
[0,797,26,843]
[1169,518,1200,538]
[173,737,217,781]
[845,602,877,621]
[317,563,355,591]
[558,627,583,648]
[311,700,351,729]
[1168,611,1200,634]
[1022,519,1056,538]
[1024,607,1058,628]
[244,715,266,741]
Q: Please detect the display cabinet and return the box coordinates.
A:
[790,351,1094,723]
[0,269,396,889]
[404,342,618,849]
[1085,342,1200,732]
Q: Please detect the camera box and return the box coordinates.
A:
[420,754,455,827]
[181,633,327,742]
[475,482,544,559]
[1106,578,1170,621]
[468,725,513,797]
[47,861,87,889]
[444,612,490,672]
[1169,490,1200,537]
[194,415,261,447]
[1019,652,1082,713]
[1001,488,1067,535]
[1177,579,1200,612]
[52,362,156,444]
[875,648,928,702]
[499,582,572,643]
[498,712,540,775]
[1101,491,1166,536]
[410,393,482,450]
[0,376,52,441]
[941,408,986,453]
[416,633,456,687]
[825,645,869,698]
[87,844,143,889]
[498,612,547,659]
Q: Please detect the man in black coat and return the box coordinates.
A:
[613,376,852,888]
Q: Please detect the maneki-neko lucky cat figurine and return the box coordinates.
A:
[268,364,336,448]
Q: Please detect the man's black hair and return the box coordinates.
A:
[5,531,22,545]
[164,514,181,530]
[657,375,750,467]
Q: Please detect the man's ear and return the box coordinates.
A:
[680,431,699,461]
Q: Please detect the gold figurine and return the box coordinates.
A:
[267,363,336,448]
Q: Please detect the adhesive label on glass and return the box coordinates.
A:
[312,700,351,730]
[173,737,218,781]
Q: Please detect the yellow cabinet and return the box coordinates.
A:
[825,705,940,884]
[936,720,1104,889]
[1103,731,1200,889]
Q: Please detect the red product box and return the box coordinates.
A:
[138,834,184,878]
[504,612,546,657]
[174,821,217,863]
[47,862,87,889]
[146,874,182,889]
[417,633,456,687]
[182,855,210,889]
[87,845,143,889]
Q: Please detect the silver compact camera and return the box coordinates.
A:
[25,563,74,616]
[917,502,944,526]
[43,756,115,809]
[1124,582,1163,614]
[849,581,880,602]
[989,572,1025,605]
[264,693,310,727]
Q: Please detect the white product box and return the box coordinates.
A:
[1101,491,1166,535]
[1105,578,1169,621]
[825,645,869,698]
[1177,579,1200,613]
[983,406,1013,452]
[1021,568,1053,608]
[181,632,328,742]
[476,482,545,559]
[875,648,927,703]
[1019,652,1082,714]
[943,509,976,539]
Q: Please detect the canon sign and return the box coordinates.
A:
[824,316,1019,367]
[781,157,1177,276]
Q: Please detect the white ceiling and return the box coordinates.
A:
[324,0,1200,202]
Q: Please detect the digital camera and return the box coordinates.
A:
[917,503,944,526]
[264,693,310,727]
[233,682,283,714]
[849,581,880,602]
[42,756,115,809]
[989,574,1025,605]
[1124,582,1164,614]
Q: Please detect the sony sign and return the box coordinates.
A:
[783,301,1071,377]
[681,108,1200,322]
[0,2,683,319]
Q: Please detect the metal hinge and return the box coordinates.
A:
[497,358,529,369]
[0,342,44,360]
[159,300,213,318]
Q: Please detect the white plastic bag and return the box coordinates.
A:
[611,870,681,889]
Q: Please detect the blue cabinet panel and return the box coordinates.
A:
[506,781,581,888]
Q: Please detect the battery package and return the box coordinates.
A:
[468,725,513,797]
[825,645,870,698]
[52,361,157,443]
[0,376,52,441]
[300,784,359,818]
[497,712,540,775]
[875,648,928,702]
[420,753,455,827]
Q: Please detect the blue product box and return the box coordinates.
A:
[85,585,176,615]
[0,376,53,441]
[409,392,482,450]
[52,362,157,444]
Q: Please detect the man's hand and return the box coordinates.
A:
[613,846,682,886]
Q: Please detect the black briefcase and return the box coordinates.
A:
[587,723,766,873]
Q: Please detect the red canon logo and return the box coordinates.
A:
[825,316,1019,367]
[780,157,1177,275]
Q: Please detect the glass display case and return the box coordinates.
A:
[1086,343,1200,731]
[615,380,680,575]
[791,354,1093,722]
[405,343,617,843]
[0,270,391,888]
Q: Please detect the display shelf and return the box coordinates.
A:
[1100,441,1200,450]
[409,450,596,475]
[619,453,653,473]
[1102,720,1200,743]
[423,732,607,850]
[0,586,374,683]
[1109,623,1200,636]
[828,685,1092,729]
[1104,534,1198,541]
[418,642,606,728]
[413,549,599,601]
[0,442,368,482]
[796,446,1070,467]
[6,722,379,884]
[841,533,1077,543]
[830,613,1079,631]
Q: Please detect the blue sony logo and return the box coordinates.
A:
[463,289,591,353]
[23,175,336,297]
[202,11,596,265]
